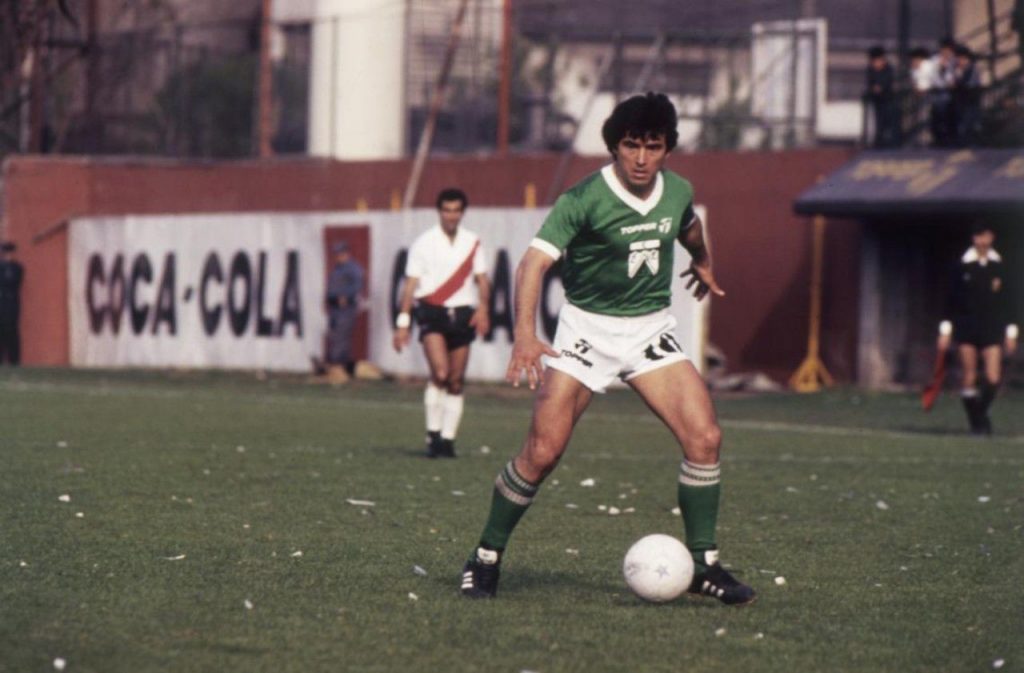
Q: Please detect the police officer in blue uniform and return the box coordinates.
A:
[326,241,365,377]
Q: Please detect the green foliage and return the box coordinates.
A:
[1,369,1022,672]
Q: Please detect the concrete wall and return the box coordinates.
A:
[2,148,856,380]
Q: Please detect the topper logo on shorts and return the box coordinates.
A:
[643,333,683,361]
[562,337,594,368]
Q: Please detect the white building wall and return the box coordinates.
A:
[308,0,406,159]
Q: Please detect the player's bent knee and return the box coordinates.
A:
[520,436,564,478]
[447,378,465,395]
[683,423,721,463]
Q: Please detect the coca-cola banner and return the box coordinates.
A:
[69,208,706,379]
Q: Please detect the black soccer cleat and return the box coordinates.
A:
[438,438,456,459]
[461,547,501,598]
[688,550,757,606]
[425,431,442,458]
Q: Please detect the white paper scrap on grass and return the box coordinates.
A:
[345,499,376,507]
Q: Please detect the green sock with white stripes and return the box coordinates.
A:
[478,460,540,552]
[677,459,721,571]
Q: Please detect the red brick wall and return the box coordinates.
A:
[2,148,856,379]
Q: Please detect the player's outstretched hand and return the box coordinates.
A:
[393,327,411,353]
[680,263,725,302]
[470,307,491,338]
[936,333,952,353]
[506,334,560,390]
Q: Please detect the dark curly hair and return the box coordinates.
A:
[436,188,468,210]
[601,92,679,155]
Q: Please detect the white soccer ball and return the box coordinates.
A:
[623,534,694,602]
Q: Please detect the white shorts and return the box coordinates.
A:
[544,303,688,393]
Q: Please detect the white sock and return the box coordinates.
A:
[441,394,464,440]
[424,383,447,433]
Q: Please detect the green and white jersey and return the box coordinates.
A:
[530,165,696,317]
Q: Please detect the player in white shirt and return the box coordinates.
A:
[393,188,491,458]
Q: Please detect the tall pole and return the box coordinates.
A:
[898,0,911,75]
[496,0,512,155]
[986,0,999,82]
[257,0,274,158]
[403,0,471,210]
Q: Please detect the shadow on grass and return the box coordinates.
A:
[431,568,723,610]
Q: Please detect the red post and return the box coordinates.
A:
[257,0,274,158]
[497,0,512,155]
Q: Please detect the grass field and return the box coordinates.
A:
[2,368,1022,673]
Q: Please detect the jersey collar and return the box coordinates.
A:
[601,164,664,216]
[962,246,1001,265]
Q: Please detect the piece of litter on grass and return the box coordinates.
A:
[715,628,727,637]
[671,506,681,516]
[754,632,765,640]
[551,479,560,486]
[290,550,303,558]
[19,561,28,567]
[978,496,991,503]
[164,554,186,561]
[408,592,418,602]
[53,658,66,671]
[774,576,786,586]
[244,599,254,610]
[479,445,491,454]
[451,490,465,497]
[785,486,798,493]
[876,500,890,511]
[236,445,246,453]
[900,566,908,571]
[75,512,84,518]
[624,507,636,514]
[56,441,68,448]
[432,476,441,482]
[580,478,596,487]
[58,494,71,503]
[243,524,251,529]
[618,493,628,499]
[565,503,578,509]
[992,659,1005,669]
[565,548,579,556]
[413,565,428,576]
[345,499,376,507]
[608,507,621,516]
[597,505,608,511]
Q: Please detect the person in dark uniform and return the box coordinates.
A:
[325,241,365,379]
[0,242,24,366]
[937,224,1018,434]
[865,46,900,148]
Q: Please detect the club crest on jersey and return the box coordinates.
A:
[658,217,672,234]
[628,240,660,278]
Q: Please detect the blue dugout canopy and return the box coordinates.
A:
[794,149,1024,218]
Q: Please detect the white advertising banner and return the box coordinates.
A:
[69,207,707,380]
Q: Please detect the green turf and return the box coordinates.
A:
[1,368,1022,673]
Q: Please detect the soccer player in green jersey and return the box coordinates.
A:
[460,92,756,605]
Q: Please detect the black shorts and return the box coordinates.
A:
[415,303,477,350]
[954,320,1004,349]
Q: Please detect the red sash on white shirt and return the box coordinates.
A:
[421,240,480,307]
